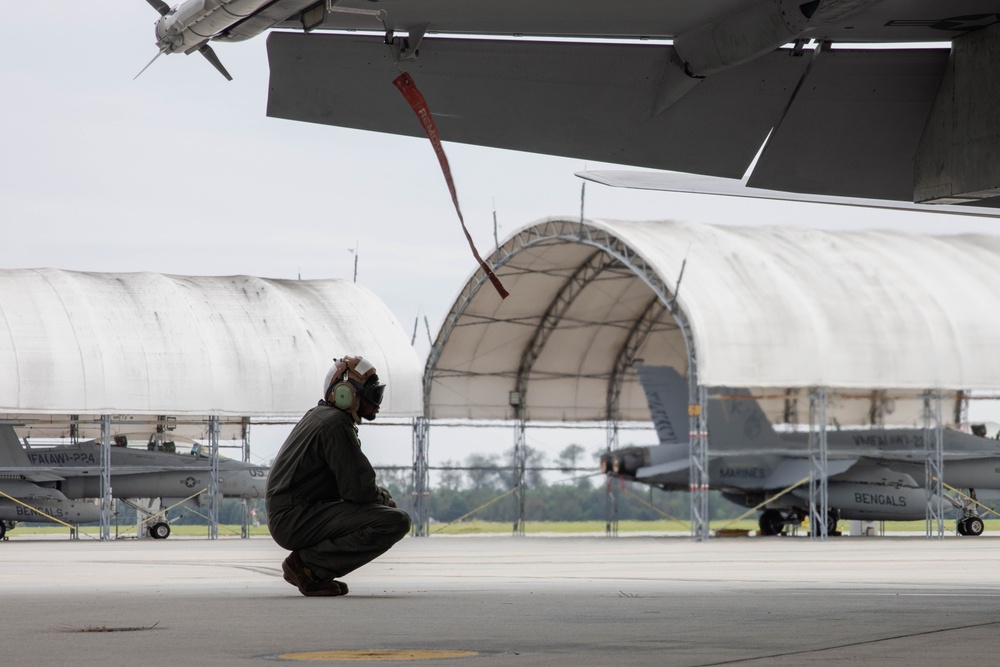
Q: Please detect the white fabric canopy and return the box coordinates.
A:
[0,270,422,419]
[427,218,1000,425]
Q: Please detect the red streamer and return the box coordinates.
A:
[393,72,509,300]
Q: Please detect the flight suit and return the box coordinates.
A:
[266,401,410,581]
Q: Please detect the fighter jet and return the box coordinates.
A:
[138,1,1000,212]
[602,366,998,537]
[0,423,268,540]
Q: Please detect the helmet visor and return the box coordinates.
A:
[361,379,386,407]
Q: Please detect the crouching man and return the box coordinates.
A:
[266,356,411,596]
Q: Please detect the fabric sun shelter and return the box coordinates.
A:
[0,270,422,434]
[425,218,1000,428]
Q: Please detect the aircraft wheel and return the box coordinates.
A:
[826,509,840,536]
[957,519,969,536]
[963,517,985,537]
[0,522,6,540]
[758,509,784,536]
[148,522,171,540]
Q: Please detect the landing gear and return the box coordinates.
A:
[956,489,985,537]
[759,509,785,536]
[825,508,841,537]
[957,516,984,537]
[0,521,6,540]
[148,522,171,539]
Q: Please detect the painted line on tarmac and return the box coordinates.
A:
[268,649,481,661]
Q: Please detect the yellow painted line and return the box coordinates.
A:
[277,649,479,661]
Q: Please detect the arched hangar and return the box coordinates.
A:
[0,269,423,539]
[416,217,1000,537]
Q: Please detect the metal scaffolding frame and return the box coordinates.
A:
[410,416,431,536]
[208,416,220,540]
[923,392,945,539]
[241,417,252,538]
[689,384,709,541]
[808,388,830,540]
[512,408,527,535]
[99,415,112,542]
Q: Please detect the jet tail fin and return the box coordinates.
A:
[0,424,64,481]
[636,366,691,445]
[0,424,32,468]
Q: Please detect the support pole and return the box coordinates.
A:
[208,416,220,540]
[100,414,112,542]
[241,417,251,539]
[924,391,945,539]
[808,388,829,540]
[512,409,527,535]
[411,416,430,536]
[689,384,710,541]
[605,419,620,537]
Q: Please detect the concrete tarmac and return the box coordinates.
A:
[1,532,999,666]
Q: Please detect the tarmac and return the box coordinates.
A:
[1,531,999,666]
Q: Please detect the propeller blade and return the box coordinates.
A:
[198,44,233,81]
[146,0,171,16]
[134,49,166,80]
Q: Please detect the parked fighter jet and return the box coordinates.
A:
[0,423,267,540]
[602,366,997,537]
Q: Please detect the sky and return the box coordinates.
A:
[3,6,1000,475]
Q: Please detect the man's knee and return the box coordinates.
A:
[380,507,411,540]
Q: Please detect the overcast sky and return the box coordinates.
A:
[3,6,999,471]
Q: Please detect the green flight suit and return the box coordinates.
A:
[266,401,410,580]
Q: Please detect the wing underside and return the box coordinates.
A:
[266,33,959,204]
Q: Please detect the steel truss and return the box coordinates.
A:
[421,220,707,538]
[411,416,431,536]
[808,389,829,540]
[690,385,709,540]
[208,416,220,540]
[241,417,252,538]
[100,415,112,541]
[923,392,945,539]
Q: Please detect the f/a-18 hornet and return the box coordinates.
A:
[604,366,997,536]
[0,423,268,539]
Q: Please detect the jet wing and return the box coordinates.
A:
[266,33,807,180]
[578,170,1000,218]
[763,458,858,490]
[635,458,691,482]
[266,33,970,204]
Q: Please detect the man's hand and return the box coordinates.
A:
[376,485,396,507]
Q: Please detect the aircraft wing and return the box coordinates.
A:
[635,458,691,482]
[578,170,1000,218]
[266,31,992,206]
[267,33,806,181]
[763,458,858,490]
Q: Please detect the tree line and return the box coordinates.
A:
[375,444,744,525]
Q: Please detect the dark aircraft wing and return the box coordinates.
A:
[265,33,970,205]
[578,171,1000,218]
[262,2,1000,209]
[266,33,808,181]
